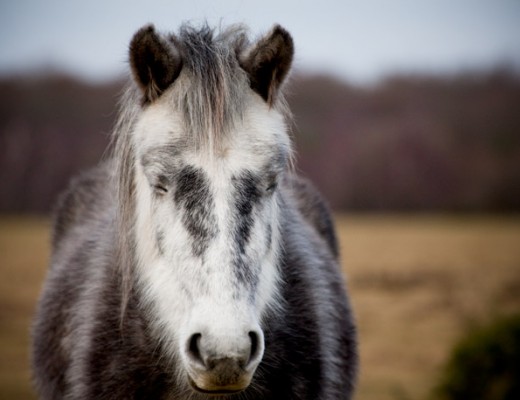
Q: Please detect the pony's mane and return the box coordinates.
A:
[111,86,140,320]
[172,24,250,149]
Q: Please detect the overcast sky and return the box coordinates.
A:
[1,0,519,84]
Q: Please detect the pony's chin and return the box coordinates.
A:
[188,376,250,396]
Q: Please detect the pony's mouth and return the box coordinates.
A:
[188,376,248,396]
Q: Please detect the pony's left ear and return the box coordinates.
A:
[240,25,294,105]
[129,25,183,102]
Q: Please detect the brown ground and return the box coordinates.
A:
[1,215,519,399]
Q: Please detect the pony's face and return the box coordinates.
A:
[127,25,293,395]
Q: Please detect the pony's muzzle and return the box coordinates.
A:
[184,329,264,394]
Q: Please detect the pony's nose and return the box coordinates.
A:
[187,330,263,370]
[185,330,264,393]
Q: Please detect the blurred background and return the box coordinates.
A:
[1,1,519,399]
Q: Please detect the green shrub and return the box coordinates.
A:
[436,314,520,400]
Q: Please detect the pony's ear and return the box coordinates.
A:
[240,25,294,105]
[129,25,182,102]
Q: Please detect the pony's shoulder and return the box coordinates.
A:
[51,162,114,250]
[283,174,339,258]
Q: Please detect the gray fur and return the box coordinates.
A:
[173,24,250,147]
[32,23,358,399]
[174,165,218,257]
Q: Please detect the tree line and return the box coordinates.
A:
[1,68,519,213]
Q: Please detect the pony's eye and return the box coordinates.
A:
[151,174,171,195]
[153,184,168,194]
[266,181,278,194]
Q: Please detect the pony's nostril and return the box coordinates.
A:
[187,333,204,367]
[248,331,262,366]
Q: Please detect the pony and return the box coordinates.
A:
[31,23,358,399]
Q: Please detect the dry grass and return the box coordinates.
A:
[0,217,49,399]
[340,214,520,400]
[1,214,519,399]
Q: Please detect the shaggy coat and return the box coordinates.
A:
[32,23,358,399]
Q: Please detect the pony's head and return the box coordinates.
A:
[118,24,293,395]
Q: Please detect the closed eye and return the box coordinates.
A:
[154,184,169,194]
[266,181,278,194]
[151,175,169,195]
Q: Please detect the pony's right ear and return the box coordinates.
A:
[240,25,294,105]
[129,25,182,102]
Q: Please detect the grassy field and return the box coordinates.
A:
[1,215,520,399]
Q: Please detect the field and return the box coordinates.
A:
[1,215,520,399]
